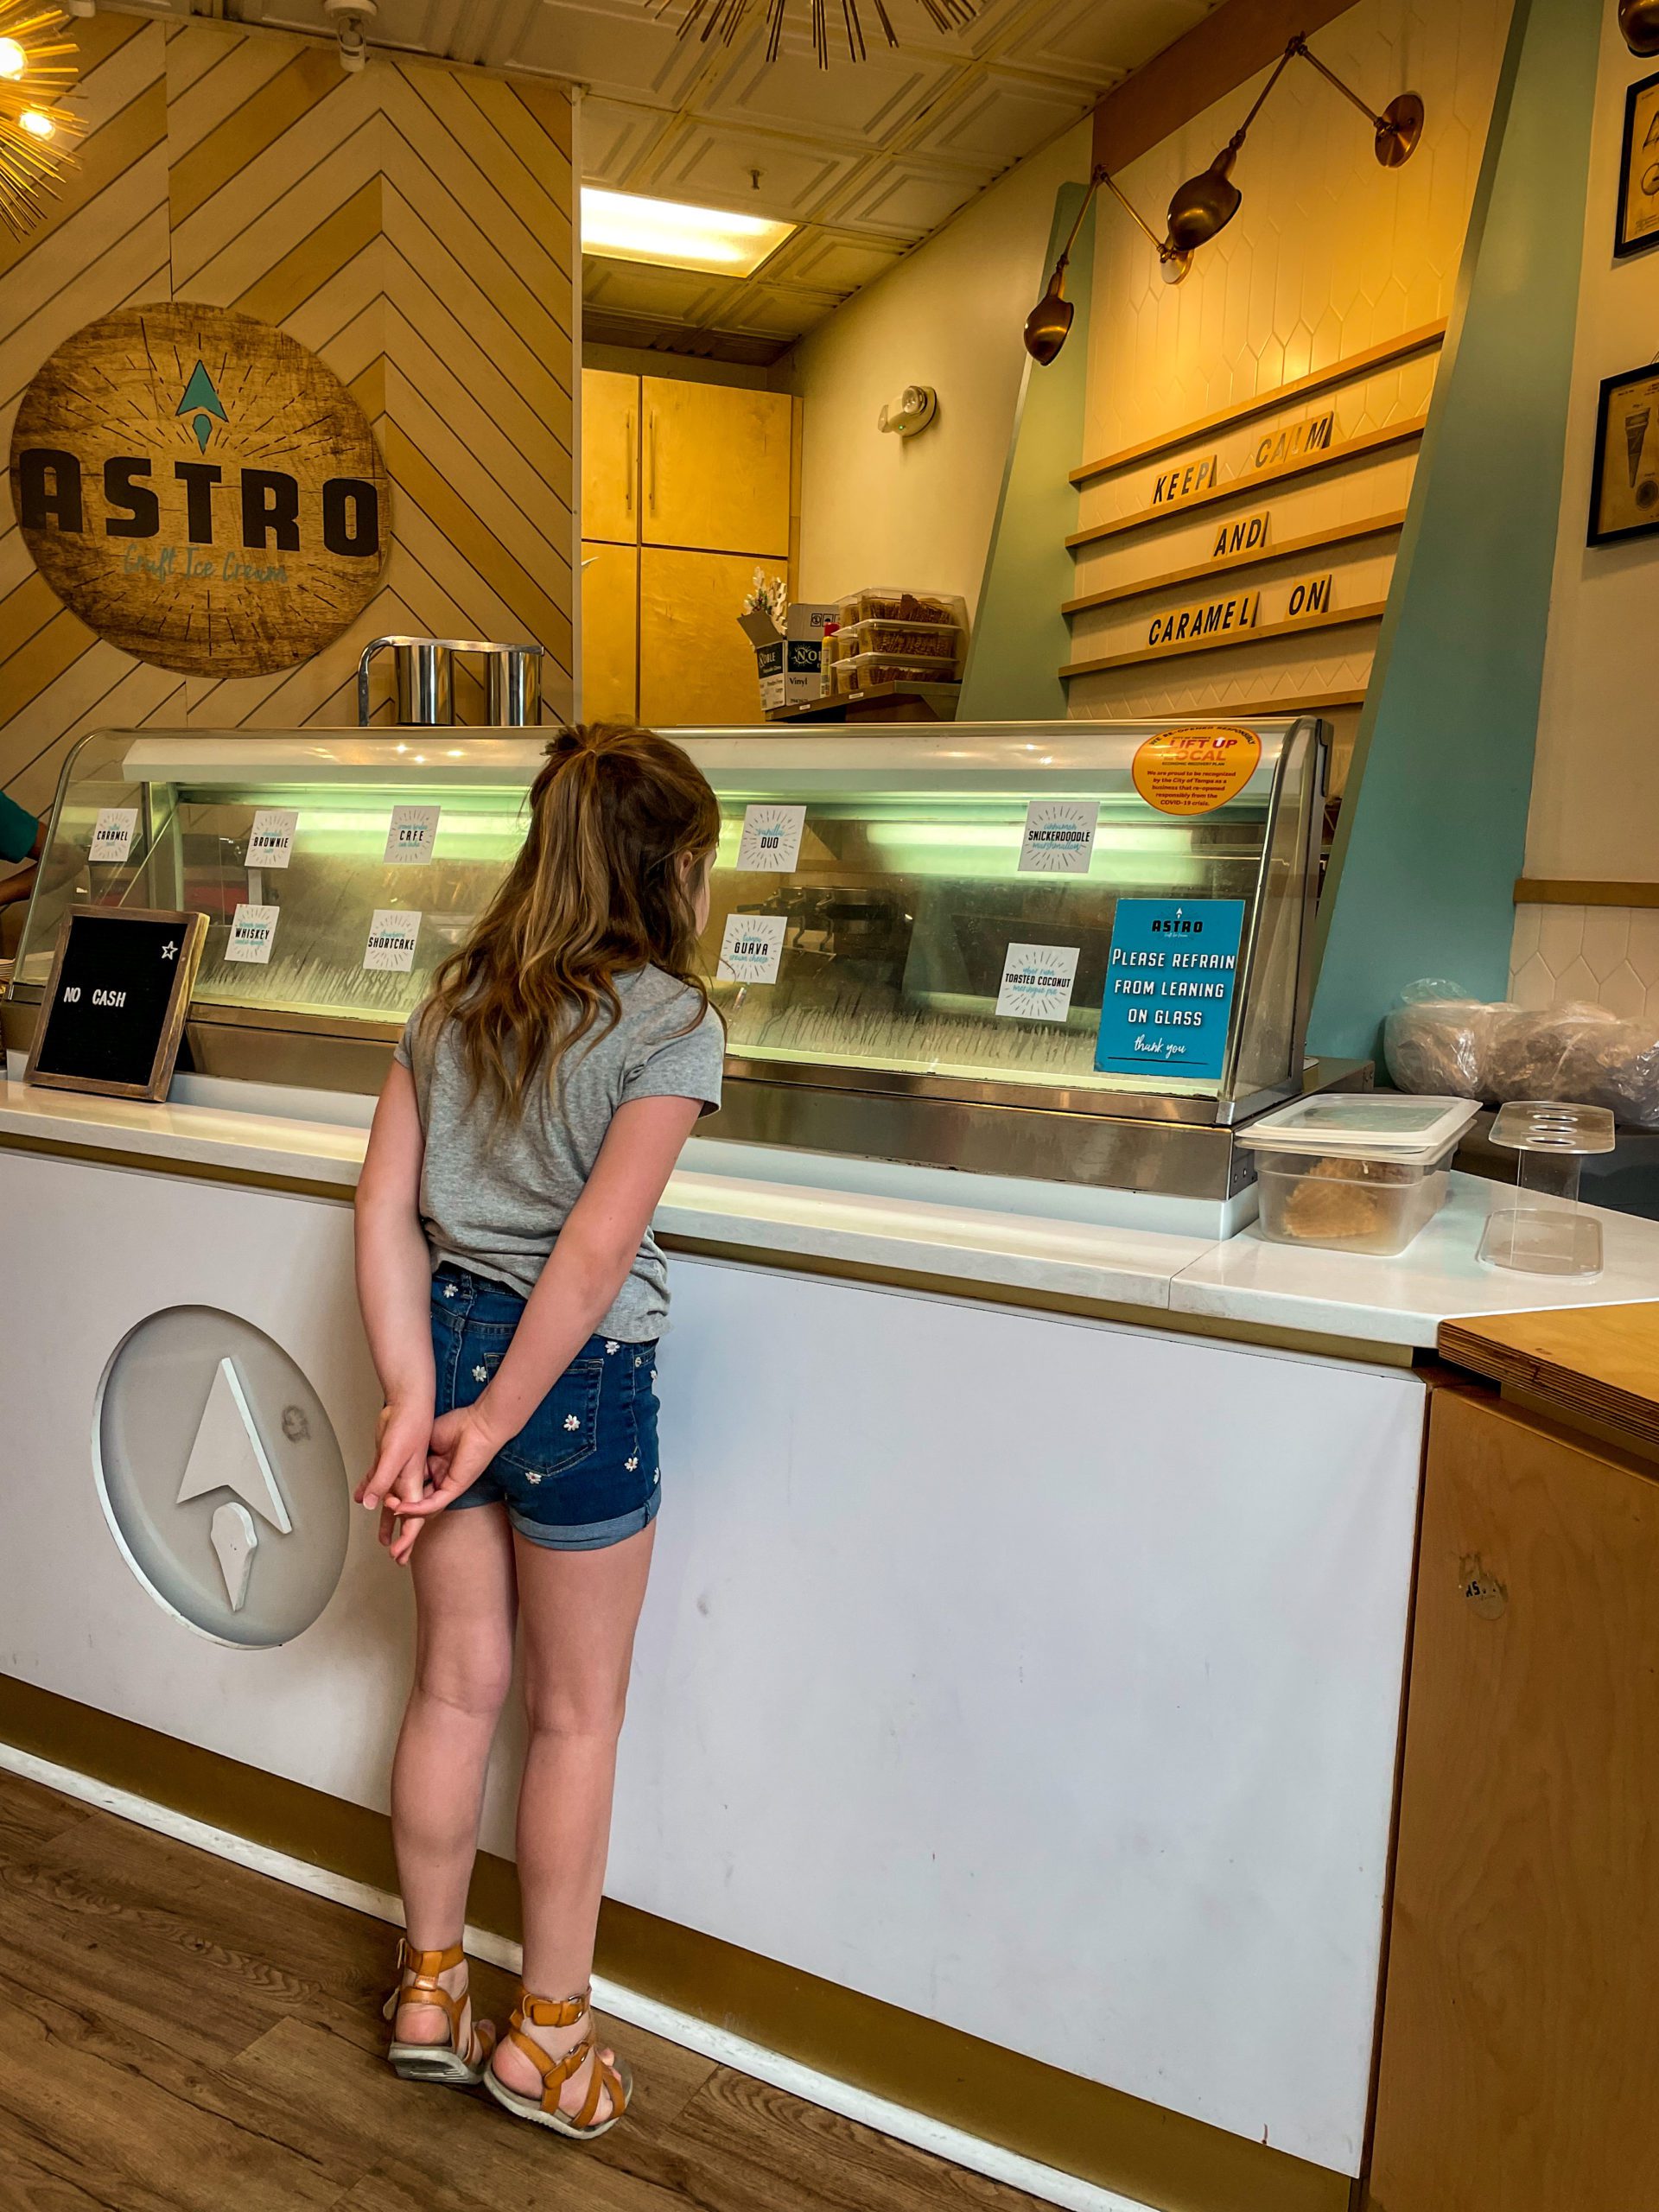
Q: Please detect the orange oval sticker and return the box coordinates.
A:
[1132,726,1262,817]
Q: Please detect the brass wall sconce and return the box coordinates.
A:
[1023,168,1191,367]
[1619,0,1659,56]
[1167,35,1423,255]
[1024,32,1424,364]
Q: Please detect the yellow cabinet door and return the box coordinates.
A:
[582,369,639,544]
[580,540,638,723]
[639,548,769,728]
[641,378,792,556]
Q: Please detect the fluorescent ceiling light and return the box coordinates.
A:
[581,187,795,276]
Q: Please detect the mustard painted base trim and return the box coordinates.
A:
[0,1672,1352,2212]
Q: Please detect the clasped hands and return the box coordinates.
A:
[353,1396,503,1567]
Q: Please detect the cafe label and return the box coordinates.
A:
[8,302,389,680]
[363,909,421,973]
[225,902,279,965]
[384,804,440,866]
[88,805,137,865]
[737,804,805,873]
[1096,899,1244,1080]
[247,808,298,869]
[1019,799,1098,875]
[1133,727,1262,817]
[996,942,1079,1023]
[717,912,786,985]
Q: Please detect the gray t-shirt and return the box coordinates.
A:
[394,965,723,1340]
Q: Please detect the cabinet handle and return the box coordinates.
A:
[647,408,658,517]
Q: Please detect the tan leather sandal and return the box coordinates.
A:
[485,1986,632,2139]
[381,1937,496,2087]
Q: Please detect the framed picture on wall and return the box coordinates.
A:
[1617,70,1659,256]
[1589,363,1659,543]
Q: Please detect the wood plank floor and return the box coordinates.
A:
[0,1769,1046,2212]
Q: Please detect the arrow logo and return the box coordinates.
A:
[176,1357,291,1611]
[176,359,228,454]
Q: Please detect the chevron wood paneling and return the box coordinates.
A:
[0,16,575,828]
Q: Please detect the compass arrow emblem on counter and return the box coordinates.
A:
[176,1357,292,1611]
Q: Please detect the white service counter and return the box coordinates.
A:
[4,1075,1657,2191]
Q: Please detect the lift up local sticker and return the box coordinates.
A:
[717,912,786,985]
[1132,727,1262,817]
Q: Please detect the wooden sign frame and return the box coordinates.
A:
[25,907,207,1102]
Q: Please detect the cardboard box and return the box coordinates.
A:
[740,601,836,714]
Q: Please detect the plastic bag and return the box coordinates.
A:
[1562,1016,1659,1129]
[1383,981,1515,1100]
[1486,1002,1618,1104]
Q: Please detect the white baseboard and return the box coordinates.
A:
[0,1740,1155,2212]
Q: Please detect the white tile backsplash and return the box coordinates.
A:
[1510,903,1659,1020]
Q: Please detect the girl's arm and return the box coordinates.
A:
[365,1092,702,1525]
[353,1061,436,1547]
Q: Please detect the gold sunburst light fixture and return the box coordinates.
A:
[655,0,978,68]
[0,3,80,236]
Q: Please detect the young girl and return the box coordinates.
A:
[353,722,723,2140]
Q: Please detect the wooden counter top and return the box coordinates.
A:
[1438,1303,1659,1452]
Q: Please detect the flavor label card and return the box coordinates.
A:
[385,804,441,865]
[363,909,421,973]
[717,912,786,985]
[1095,898,1245,1079]
[995,942,1080,1023]
[737,803,805,873]
[225,902,279,965]
[89,806,138,865]
[1019,799,1098,874]
[247,808,298,869]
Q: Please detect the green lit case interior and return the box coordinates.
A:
[11,721,1325,1112]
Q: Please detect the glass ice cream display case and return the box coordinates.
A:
[4,718,1330,1197]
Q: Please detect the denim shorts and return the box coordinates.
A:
[430,1264,661,1551]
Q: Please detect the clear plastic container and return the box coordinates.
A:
[833,650,964,696]
[1238,1093,1482,1255]
[840,618,965,671]
[1478,1099,1616,1277]
[836,587,968,629]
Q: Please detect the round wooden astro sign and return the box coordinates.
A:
[8,302,388,679]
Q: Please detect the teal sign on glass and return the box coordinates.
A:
[1096,898,1246,1081]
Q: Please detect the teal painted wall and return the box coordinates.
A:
[957,188,1094,722]
[1309,0,1601,1060]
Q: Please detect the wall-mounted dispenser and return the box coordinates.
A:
[356,636,545,727]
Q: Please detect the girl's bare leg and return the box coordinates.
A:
[493,1521,655,2118]
[391,1503,517,2045]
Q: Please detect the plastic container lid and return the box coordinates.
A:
[1489,1100,1617,1154]
[1238,1091,1482,1164]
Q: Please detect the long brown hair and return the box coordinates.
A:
[421,721,720,1118]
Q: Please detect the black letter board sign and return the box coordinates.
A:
[25,908,207,1101]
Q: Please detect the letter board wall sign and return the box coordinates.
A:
[26,908,207,1101]
[8,302,390,678]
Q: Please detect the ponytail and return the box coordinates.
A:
[420,721,720,1119]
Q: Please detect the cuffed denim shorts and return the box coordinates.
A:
[430,1263,661,1551]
